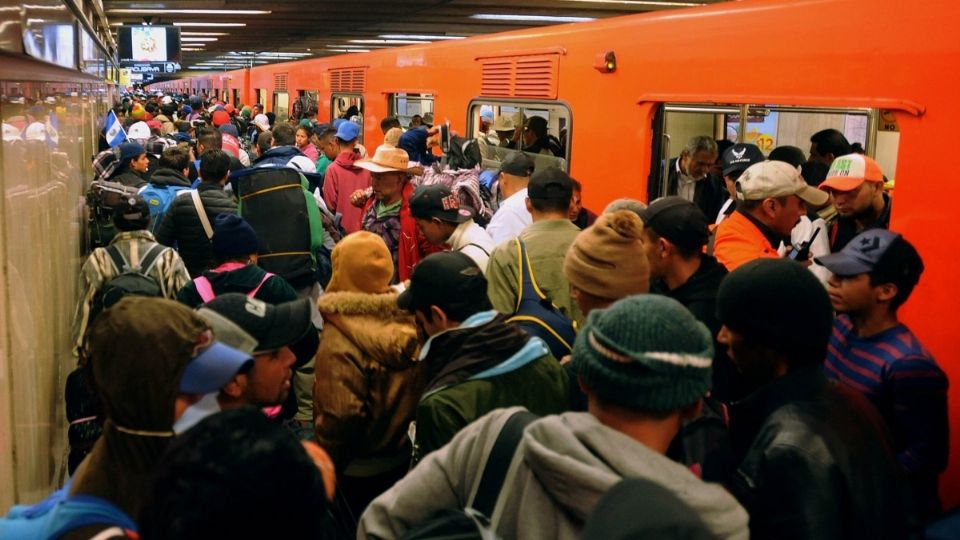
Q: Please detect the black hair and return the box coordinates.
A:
[810,129,851,158]
[380,117,402,133]
[272,123,295,146]
[869,236,924,311]
[418,294,492,324]
[140,407,332,540]
[199,149,231,183]
[526,116,548,139]
[256,131,273,154]
[570,178,583,193]
[769,145,807,168]
[318,127,337,142]
[344,105,360,118]
[800,160,829,187]
[716,139,735,159]
[197,128,223,151]
[850,142,865,154]
[159,146,190,171]
[643,227,700,260]
[144,102,158,114]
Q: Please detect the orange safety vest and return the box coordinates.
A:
[713,211,780,272]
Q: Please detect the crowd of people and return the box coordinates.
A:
[0,89,952,540]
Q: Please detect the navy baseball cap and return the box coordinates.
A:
[814,229,922,277]
[179,341,253,394]
[721,143,765,177]
[640,196,709,251]
[409,184,473,223]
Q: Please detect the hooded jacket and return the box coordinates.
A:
[413,311,568,460]
[253,144,316,173]
[322,150,371,234]
[359,408,750,540]
[314,290,425,475]
[67,298,210,536]
[154,181,238,277]
[146,166,191,189]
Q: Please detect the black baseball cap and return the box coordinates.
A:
[721,143,765,177]
[640,196,709,251]
[398,251,487,314]
[527,167,573,201]
[500,152,535,177]
[202,294,313,354]
[409,184,473,223]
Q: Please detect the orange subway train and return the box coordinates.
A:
[153,0,960,505]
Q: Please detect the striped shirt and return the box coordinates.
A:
[824,315,948,477]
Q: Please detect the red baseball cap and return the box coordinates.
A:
[212,110,231,127]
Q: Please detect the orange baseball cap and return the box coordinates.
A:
[818,153,884,192]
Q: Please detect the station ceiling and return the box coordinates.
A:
[104,0,728,77]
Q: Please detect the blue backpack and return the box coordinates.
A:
[505,238,578,359]
[0,481,137,539]
[140,183,189,233]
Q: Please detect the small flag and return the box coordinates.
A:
[104,110,126,148]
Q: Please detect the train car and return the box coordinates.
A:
[155,0,960,505]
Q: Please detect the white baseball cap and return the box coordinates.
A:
[736,160,829,206]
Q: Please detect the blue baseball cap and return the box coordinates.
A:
[335,120,360,141]
[179,341,253,394]
[814,229,905,276]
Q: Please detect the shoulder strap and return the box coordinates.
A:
[138,243,164,275]
[247,271,275,298]
[194,276,216,303]
[104,245,127,275]
[458,242,490,257]
[190,189,214,240]
[514,238,547,308]
[470,410,539,518]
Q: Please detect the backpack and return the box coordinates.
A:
[399,410,538,540]
[193,262,276,303]
[140,183,189,234]
[0,481,137,539]
[90,243,165,321]
[416,165,494,227]
[505,238,578,359]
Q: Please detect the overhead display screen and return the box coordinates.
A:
[118,25,181,65]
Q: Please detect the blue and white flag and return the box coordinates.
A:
[104,110,126,148]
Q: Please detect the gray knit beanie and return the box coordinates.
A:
[571,295,713,412]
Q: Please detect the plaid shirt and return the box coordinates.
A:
[71,230,191,359]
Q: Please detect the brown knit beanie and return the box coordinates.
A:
[563,210,649,300]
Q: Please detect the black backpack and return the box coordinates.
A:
[90,243,165,321]
[505,238,578,359]
[399,410,538,540]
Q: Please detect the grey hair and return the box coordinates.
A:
[683,135,718,157]
[603,198,646,217]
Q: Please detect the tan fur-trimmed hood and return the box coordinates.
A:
[317,291,420,369]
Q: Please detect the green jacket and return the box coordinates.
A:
[412,311,569,461]
[486,218,584,326]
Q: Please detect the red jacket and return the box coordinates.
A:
[324,150,371,234]
[362,182,442,282]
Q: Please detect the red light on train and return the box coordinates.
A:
[594,51,616,73]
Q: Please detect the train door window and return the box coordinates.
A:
[232,89,240,106]
[274,92,289,122]
[293,90,318,120]
[467,99,571,173]
[388,93,434,129]
[332,94,363,142]
[648,103,895,208]
[255,88,265,108]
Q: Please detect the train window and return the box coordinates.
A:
[292,90,318,120]
[274,92,289,122]
[648,103,898,206]
[388,93,434,129]
[467,99,571,173]
[332,93,364,142]
[232,89,239,107]
[255,89,265,108]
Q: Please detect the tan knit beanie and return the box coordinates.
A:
[563,210,649,299]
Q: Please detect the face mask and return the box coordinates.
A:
[173,393,222,435]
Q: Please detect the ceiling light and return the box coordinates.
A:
[182,37,218,42]
[560,0,704,4]
[182,48,204,51]
[109,9,270,15]
[470,14,596,22]
[348,39,430,45]
[174,22,247,27]
[327,48,371,53]
[378,34,466,40]
[181,32,228,36]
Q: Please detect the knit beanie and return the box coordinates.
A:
[325,231,394,294]
[571,295,713,412]
[563,210,649,300]
[212,214,258,259]
[212,110,231,127]
[240,106,251,119]
[130,104,145,120]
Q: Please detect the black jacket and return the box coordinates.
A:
[654,158,726,219]
[148,167,191,189]
[728,367,916,540]
[110,167,148,189]
[155,182,237,277]
[651,255,741,401]
[829,192,892,252]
